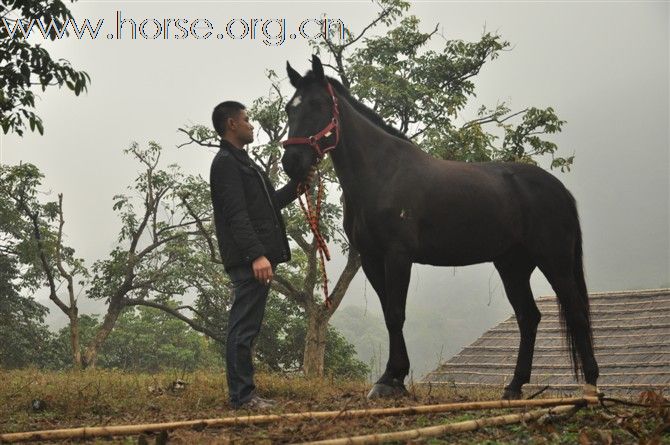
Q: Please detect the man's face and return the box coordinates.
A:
[228,109,254,145]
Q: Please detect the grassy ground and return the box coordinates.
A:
[0,368,667,444]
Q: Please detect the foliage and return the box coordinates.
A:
[1,162,91,367]
[50,306,222,372]
[0,254,53,368]
[0,162,90,288]
[258,293,369,379]
[0,162,89,368]
[254,293,306,372]
[323,326,370,379]
[1,0,90,135]
[0,163,87,291]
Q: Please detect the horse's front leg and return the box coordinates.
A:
[368,252,412,399]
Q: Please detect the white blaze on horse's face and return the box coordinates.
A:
[290,95,302,108]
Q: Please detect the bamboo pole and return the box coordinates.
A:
[423,381,668,388]
[439,361,670,369]
[430,370,670,377]
[294,404,579,445]
[0,397,597,443]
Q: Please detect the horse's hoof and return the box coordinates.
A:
[583,384,602,398]
[502,388,522,400]
[367,383,409,399]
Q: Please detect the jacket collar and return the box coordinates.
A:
[220,139,252,165]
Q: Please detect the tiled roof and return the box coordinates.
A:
[423,289,670,393]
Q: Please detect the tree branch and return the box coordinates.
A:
[272,274,309,306]
[342,4,396,49]
[325,247,361,315]
[176,128,219,148]
[303,237,319,305]
[127,168,154,260]
[54,193,76,308]
[462,108,528,130]
[180,194,221,264]
[287,227,311,252]
[17,199,70,315]
[134,232,187,263]
[154,219,200,238]
[125,298,225,343]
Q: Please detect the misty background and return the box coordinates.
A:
[2,1,668,379]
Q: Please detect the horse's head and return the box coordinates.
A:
[281,55,339,182]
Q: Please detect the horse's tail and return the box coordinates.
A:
[556,194,593,380]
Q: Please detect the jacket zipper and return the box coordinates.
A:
[252,168,281,229]
[252,168,288,258]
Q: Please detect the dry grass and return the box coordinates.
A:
[1,368,667,444]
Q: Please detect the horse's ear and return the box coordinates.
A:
[311,54,324,81]
[286,61,302,88]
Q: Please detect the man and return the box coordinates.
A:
[210,101,306,409]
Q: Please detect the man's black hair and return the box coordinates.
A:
[212,101,246,136]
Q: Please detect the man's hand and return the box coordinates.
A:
[252,256,273,285]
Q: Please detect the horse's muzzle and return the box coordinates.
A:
[281,149,311,181]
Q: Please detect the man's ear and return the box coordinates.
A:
[226,117,235,132]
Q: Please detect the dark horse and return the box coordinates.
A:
[281,55,599,399]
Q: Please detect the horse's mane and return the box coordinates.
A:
[300,71,412,143]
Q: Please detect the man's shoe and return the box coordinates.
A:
[235,395,276,410]
[254,395,277,406]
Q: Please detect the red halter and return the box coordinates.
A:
[281,82,340,158]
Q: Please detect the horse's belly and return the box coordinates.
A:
[413,248,502,267]
[412,219,517,266]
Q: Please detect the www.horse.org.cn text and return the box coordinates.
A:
[2,11,347,46]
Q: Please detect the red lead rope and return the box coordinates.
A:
[297,170,332,309]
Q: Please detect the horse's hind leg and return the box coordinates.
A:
[494,249,540,400]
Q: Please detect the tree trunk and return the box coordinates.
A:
[303,310,328,377]
[68,307,82,368]
[300,248,360,377]
[82,301,124,368]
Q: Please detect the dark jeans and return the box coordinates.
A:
[225,265,270,407]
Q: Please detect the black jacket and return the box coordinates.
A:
[210,140,299,271]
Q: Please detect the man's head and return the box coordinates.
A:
[212,101,254,147]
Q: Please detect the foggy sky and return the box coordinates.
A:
[2,1,668,378]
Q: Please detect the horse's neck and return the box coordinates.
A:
[329,97,410,203]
